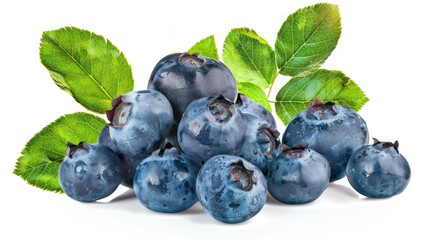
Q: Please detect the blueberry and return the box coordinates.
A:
[133,144,200,213]
[267,144,330,204]
[98,124,150,188]
[117,153,149,188]
[148,52,238,122]
[283,99,369,182]
[106,90,174,156]
[236,113,280,175]
[346,139,411,198]
[177,95,247,163]
[58,142,122,202]
[196,155,267,224]
[236,93,277,128]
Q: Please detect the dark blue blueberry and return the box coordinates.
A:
[58,142,122,202]
[117,153,149,188]
[346,139,411,198]
[133,145,200,213]
[196,155,267,224]
[237,113,280,175]
[178,95,247,164]
[236,93,277,128]
[148,52,238,122]
[106,90,174,157]
[267,145,330,204]
[283,99,369,182]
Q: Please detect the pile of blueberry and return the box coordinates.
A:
[58,53,411,224]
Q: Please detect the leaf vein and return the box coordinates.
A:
[45,32,113,100]
[279,17,329,72]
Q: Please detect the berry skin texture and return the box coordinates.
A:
[283,100,369,182]
[178,95,247,164]
[98,124,151,188]
[196,155,267,224]
[116,153,149,188]
[346,139,411,198]
[58,142,122,203]
[237,113,280,175]
[267,145,331,204]
[106,90,174,157]
[236,93,277,128]
[106,90,174,155]
[148,52,238,122]
[133,146,200,213]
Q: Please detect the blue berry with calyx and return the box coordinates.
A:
[196,155,267,224]
[283,99,369,182]
[346,138,411,198]
[267,144,330,204]
[133,144,200,213]
[236,113,280,175]
[148,52,238,122]
[58,142,122,202]
[106,90,174,157]
[178,95,246,164]
[236,93,277,128]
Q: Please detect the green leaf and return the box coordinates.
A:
[188,35,219,60]
[275,3,341,77]
[40,27,134,113]
[238,82,272,112]
[275,69,368,125]
[14,112,106,193]
[223,28,276,89]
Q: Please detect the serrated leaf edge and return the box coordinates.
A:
[13,112,106,193]
[41,27,114,101]
[223,27,275,87]
[275,69,369,124]
[275,3,342,77]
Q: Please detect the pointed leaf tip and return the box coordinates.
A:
[40,27,134,113]
[275,69,368,125]
[275,3,342,77]
[188,35,219,60]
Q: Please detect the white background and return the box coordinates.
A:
[1,0,427,239]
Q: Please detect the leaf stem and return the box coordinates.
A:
[266,70,281,101]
